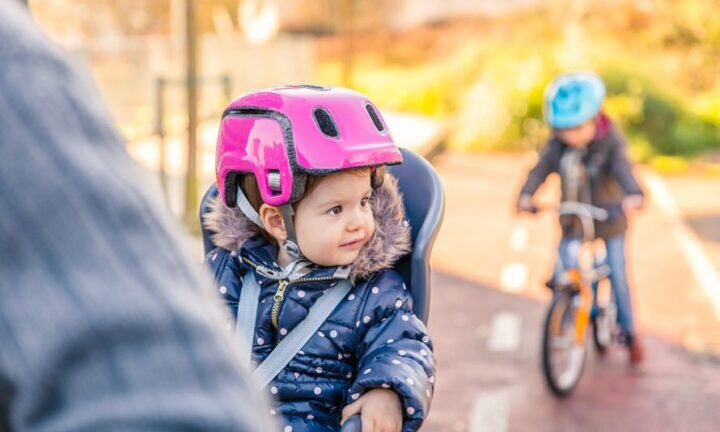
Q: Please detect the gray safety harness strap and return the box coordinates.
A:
[235,272,352,388]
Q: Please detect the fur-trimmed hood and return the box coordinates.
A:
[202,174,411,282]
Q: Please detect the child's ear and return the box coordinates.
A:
[259,204,286,242]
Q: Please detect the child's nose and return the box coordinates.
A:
[346,208,366,231]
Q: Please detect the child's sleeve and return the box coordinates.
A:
[609,134,644,197]
[519,138,562,198]
[349,270,436,432]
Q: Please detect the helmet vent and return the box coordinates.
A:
[365,103,385,132]
[297,84,330,91]
[313,107,339,138]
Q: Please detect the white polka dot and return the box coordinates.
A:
[330,330,338,338]
[401,314,409,321]
[211,253,218,261]
[270,409,276,415]
[348,293,356,300]
[355,321,361,327]
[363,368,372,375]
[307,414,314,420]
[429,376,435,384]
[230,250,237,256]
[270,386,278,394]
[420,349,428,356]
[407,407,415,415]
[395,299,403,308]
[392,359,401,365]
[298,290,306,298]
[371,286,379,294]
[318,331,325,337]
[294,372,300,379]
[387,339,394,344]
[402,283,407,290]
[314,387,322,395]
[398,350,407,356]
[257,337,265,345]
[406,377,414,385]
[347,372,353,379]
[338,353,344,360]
[403,220,410,227]
[422,335,430,343]
[351,393,360,400]
[344,353,351,358]
[298,350,305,355]
[316,367,323,373]
[382,383,391,389]
[219,286,228,294]
[280,328,288,336]
[363,316,371,324]
[284,426,293,432]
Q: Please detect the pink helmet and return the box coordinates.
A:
[216,85,403,259]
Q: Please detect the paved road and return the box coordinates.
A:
[421,152,720,431]
[423,272,720,432]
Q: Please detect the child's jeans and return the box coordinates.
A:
[553,234,636,344]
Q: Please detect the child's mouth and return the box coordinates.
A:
[340,239,364,250]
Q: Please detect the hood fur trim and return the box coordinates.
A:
[202,174,411,283]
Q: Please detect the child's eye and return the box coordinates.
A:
[328,205,342,215]
[360,197,370,207]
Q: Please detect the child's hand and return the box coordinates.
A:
[516,195,537,214]
[622,194,644,214]
[341,388,402,432]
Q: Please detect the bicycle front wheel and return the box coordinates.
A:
[542,290,587,397]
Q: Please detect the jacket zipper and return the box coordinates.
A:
[242,257,336,330]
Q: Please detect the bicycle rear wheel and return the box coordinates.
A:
[542,290,587,397]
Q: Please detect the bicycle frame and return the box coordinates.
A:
[554,202,610,343]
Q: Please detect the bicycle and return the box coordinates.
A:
[535,201,621,397]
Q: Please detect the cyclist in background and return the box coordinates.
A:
[516,71,645,364]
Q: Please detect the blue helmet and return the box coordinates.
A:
[544,71,606,129]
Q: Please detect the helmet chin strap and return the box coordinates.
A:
[279,204,303,261]
[235,188,305,261]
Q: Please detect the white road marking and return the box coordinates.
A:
[645,172,720,320]
[500,263,528,293]
[510,224,529,251]
[487,312,523,352]
[469,388,511,432]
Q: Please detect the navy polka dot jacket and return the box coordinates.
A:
[203,175,435,431]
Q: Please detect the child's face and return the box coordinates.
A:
[556,118,597,149]
[292,170,376,267]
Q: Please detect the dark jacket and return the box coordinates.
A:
[519,114,644,239]
[203,175,435,432]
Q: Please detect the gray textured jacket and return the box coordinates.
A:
[0,2,272,430]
